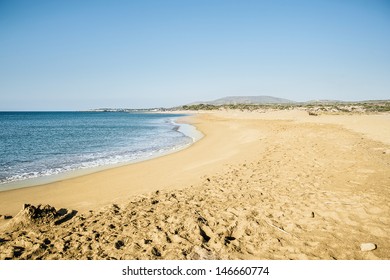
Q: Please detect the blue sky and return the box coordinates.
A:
[0,0,389,110]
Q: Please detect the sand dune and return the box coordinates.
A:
[0,110,389,259]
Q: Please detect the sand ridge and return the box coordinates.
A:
[0,111,389,259]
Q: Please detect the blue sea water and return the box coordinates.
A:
[0,112,196,188]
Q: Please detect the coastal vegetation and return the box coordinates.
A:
[179,101,390,114]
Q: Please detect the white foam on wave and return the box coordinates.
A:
[0,117,202,190]
[177,123,204,142]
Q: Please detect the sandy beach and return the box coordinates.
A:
[0,110,389,259]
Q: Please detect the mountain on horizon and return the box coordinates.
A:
[188,95,295,106]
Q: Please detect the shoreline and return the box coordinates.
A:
[0,113,203,193]
[0,113,221,216]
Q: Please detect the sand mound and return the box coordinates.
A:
[16,204,59,223]
[1,204,77,230]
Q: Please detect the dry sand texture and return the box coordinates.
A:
[0,110,389,259]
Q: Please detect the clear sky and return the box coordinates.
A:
[0,0,389,110]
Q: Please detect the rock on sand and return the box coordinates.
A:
[360,243,377,252]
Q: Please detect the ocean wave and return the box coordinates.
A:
[0,112,196,188]
[0,135,192,185]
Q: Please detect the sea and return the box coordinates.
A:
[0,111,201,190]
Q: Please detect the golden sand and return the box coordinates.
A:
[0,110,389,259]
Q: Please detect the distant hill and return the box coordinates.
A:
[188,96,295,106]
